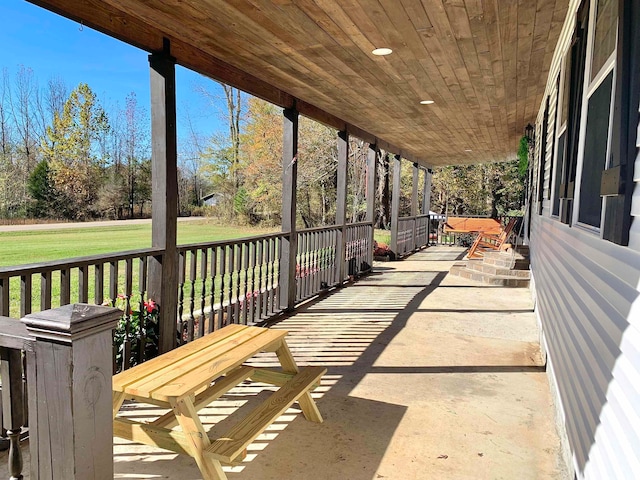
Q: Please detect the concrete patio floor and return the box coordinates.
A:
[3,246,569,479]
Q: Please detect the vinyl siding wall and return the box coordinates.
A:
[530,218,640,478]
[529,1,640,478]
[629,100,640,250]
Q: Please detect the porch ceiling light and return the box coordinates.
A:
[372,47,393,56]
[420,100,435,105]
[465,149,473,152]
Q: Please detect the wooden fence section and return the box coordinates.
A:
[345,222,373,277]
[0,223,375,371]
[0,248,164,318]
[0,248,164,371]
[0,222,377,478]
[295,226,340,303]
[176,232,285,343]
[395,213,433,257]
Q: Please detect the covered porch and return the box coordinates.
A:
[3,247,567,479]
[0,1,573,478]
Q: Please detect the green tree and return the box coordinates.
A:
[431,160,524,218]
[27,160,56,217]
[41,83,110,219]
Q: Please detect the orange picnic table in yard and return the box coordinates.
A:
[443,217,502,235]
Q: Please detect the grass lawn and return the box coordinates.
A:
[0,220,276,267]
[0,220,388,318]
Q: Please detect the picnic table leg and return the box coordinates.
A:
[113,392,126,418]
[170,395,227,480]
[274,340,324,423]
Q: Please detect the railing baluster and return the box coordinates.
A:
[177,251,186,344]
[311,232,320,294]
[78,265,89,303]
[208,247,216,333]
[301,232,307,300]
[60,268,71,306]
[40,271,51,311]
[0,277,9,316]
[310,232,319,295]
[263,238,271,317]
[256,240,264,320]
[218,245,226,328]
[109,260,118,307]
[20,274,32,317]
[235,244,242,323]
[271,237,278,315]
[249,241,257,324]
[124,258,134,368]
[242,242,250,325]
[199,248,208,337]
[188,249,197,341]
[228,244,235,324]
[95,263,104,305]
[138,256,148,364]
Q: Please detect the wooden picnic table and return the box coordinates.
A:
[112,324,326,480]
[443,217,502,235]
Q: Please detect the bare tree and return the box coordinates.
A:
[195,80,243,193]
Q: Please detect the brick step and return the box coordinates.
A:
[468,260,530,278]
[481,252,530,269]
[449,265,530,288]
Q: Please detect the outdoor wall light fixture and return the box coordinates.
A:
[420,100,435,105]
[372,48,393,56]
[525,123,535,144]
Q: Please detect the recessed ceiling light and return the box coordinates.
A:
[372,47,393,56]
[464,149,473,152]
[420,100,435,105]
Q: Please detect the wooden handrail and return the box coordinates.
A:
[0,247,164,277]
[177,231,287,252]
[0,316,31,350]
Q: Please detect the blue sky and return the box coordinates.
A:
[1,0,228,144]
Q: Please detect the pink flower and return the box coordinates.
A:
[144,299,157,313]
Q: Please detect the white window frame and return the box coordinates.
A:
[571,0,618,234]
[550,56,569,218]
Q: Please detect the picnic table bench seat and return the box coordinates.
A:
[113,324,326,480]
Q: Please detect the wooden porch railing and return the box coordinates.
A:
[0,248,164,372]
[295,225,340,303]
[345,222,373,277]
[0,222,376,478]
[395,213,431,257]
[176,232,286,343]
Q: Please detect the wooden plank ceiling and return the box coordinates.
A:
[29,0,568,167]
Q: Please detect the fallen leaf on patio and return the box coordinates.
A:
[478,453,484,457]
[437,454,448,459]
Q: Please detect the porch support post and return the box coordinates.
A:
[422,168,432,214]
[411,163,419,251]
[366,144,377,269]
[390,154,401,258]
[423,168,433,246]
[335,130,348,284]
[148,39,178,354]
[280,106,299,311]
[22,304,121,479]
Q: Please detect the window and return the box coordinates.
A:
[574,0,617,228]
[537,97,550,214]
[548,74,560,203]
[553,133,566,216]
[559,1,590,224]
[577,71,614,227]
[591,0,618,80]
